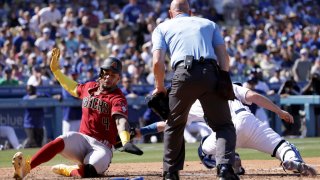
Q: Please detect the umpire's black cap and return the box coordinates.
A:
[100,57,122,74]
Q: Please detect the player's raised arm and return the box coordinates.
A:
[245,90,294,123]
[50,48,78,97]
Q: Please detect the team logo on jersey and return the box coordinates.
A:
[121,105,127,112]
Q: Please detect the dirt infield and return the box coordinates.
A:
[1,157,319,179]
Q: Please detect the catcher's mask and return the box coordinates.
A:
[100,57,122,78]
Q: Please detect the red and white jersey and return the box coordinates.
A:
[77,82,128,145]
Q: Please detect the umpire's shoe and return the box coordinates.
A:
[233,153,245,175]
[217,164,239,180]
[163,171,179,180]
[12,152,31,180]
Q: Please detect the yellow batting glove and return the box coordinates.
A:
[50,48,60,72]
[119,131,130,146]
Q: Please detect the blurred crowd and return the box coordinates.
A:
[0,0,319,93]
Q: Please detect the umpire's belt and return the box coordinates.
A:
[235,108,247,114]
[173,58,216,71]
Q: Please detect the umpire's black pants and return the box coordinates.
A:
[163,61,236,172]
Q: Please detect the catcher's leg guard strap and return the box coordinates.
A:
[274,140,304,162]
[84,164,98,178]
[289,143,303,162]
[272,139,286,157]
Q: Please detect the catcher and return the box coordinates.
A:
[12,48,143,179]
[143,84,317,177]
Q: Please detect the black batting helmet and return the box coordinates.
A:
[100,57,122,74]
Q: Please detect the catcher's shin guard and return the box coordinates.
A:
[289,143,303,162]
[198,136,216,169]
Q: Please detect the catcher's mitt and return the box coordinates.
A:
[145,90,170,120]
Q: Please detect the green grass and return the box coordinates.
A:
[1,137,319,168]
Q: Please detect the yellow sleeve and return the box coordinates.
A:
[119,131,130,146]
[53,70,78,97]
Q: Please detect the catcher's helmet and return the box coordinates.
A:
[100,57,122,74]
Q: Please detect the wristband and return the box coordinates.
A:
[119,131,130,146]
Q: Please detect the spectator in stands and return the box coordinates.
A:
[12,26,35,53]
[64,28,79,54]
[259,51,277,79]
[292,48,312,83]
[29,6,41,36]
[22,85,46,148]
[224,36,236,57]
[35,28,55,51]
[269,68,286,84]
[78,16,91,40]
[115,14,134,44]
[121,0,141,24]
[38,0,62,39]
[0,66,19,86]
[76,52,94,82]
[85,5,100,28]
[27,66,52,87]
[62,7,77,27]
[81,67,97,83]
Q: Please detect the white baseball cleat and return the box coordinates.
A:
[12,152,31,180]
[282,160,317,177]
[51,164,79,177]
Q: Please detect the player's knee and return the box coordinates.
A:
[84,164,98,178]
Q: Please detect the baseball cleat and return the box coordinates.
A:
[233,153,245,175]
[282,160,317,177]
[12,152,31,180]
[51,164,79,177]
[198,136,216,169]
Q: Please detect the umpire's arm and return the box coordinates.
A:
[214,44,230,71]
[152,49,167,95]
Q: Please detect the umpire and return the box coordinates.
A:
[151,0,238,179]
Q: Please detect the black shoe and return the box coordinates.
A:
[217,164,239,180]
[163,171,179,180]
[233,153,245,175]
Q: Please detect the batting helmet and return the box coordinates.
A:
[100,57,122,74]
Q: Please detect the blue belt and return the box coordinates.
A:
[235,108,246,114]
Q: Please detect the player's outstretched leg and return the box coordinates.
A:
[51,164,80,177]
[198,136,216,169]
[12,152,31,179]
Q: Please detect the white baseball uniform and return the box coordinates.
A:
[184,101,212,143]
[195,84,298,162]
